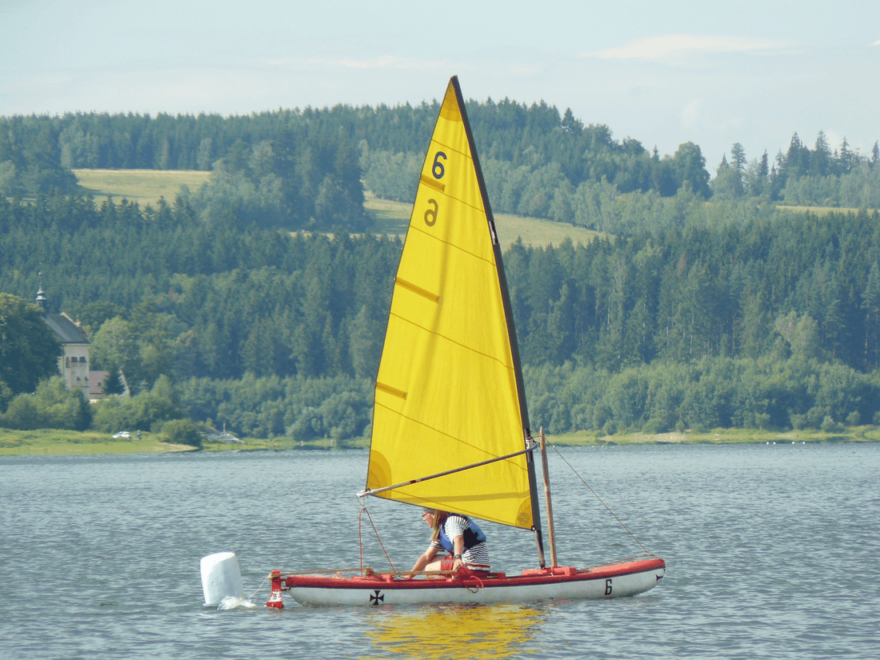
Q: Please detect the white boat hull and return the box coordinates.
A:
[273,557,665,607]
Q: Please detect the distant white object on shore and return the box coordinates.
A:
[203,428,242,444]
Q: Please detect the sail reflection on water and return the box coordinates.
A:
[363,603,545,659]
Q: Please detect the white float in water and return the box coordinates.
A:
[201,552,244,606]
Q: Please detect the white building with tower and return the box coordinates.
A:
[36,284,108,400]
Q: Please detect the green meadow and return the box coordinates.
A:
[67,170,874,224]
[363,192,604,249]
[0,428,370,457]
[70,170,603,249]
[0,429,198,456]
[776,204,866,216]
[3,426,876,458]
[72,168,211,207]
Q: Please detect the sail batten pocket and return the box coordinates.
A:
[376,382,407,400]
[395,277,440,303]
[419,174,445,192]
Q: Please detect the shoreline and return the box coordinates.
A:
[549,426,880,446]
[1,426,878,457]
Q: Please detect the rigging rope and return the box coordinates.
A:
[358,505,398,575]
[547,440,651,556]
[248,573,269,600]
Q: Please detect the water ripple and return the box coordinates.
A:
[1,443,878,658]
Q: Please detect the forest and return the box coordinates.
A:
[2,99,880,440]
[2,191,880,439]
[5,101,878,218]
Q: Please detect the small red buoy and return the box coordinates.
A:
[266,570,284,609]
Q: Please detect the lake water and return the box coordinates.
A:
[1,442,878,659]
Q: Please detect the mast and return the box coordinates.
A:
[539,428,558,567]
[450,76,547,568]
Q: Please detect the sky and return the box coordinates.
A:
[1,0,878,173]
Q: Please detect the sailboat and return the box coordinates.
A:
[266,77,665,607]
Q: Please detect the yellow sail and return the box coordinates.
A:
[366,77,534,529]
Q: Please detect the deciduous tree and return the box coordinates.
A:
[0,293,62,394]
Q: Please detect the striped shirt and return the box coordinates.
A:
[431,515,490,571]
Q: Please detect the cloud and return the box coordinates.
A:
[874,40,880,46]
[581,34,791,61]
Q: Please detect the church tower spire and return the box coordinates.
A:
[35,272,47,311]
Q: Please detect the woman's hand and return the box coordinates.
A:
[453,536,466,572]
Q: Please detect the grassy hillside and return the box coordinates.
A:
[0,429,197,456]
[71,170,604,249]
[493,213,603,250]
[363,192,604,249]
[776,204,868,215]
[72,169,211,207]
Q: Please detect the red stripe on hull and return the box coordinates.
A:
[282,557,665,591]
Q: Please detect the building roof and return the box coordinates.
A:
[44,312,90,345]
[89,371,109,397]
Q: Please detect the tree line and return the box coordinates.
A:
[712,132,880,206]
[525,356,880,435]
[367,133,880,225]
[0,113,369,231]
[3,191,880,437]
[2,100,712,206]
[5,101,879,232]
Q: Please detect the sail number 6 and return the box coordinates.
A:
[424,199,438,226]
[432,152,447,179]
[424,151,445,226]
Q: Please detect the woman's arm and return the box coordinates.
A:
[452,535,465,572]
[410,546,439,573]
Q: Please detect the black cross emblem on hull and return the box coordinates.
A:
[370,590,384,605]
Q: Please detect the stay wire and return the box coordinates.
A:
[546,440,651,555]
[358,504,398,575]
